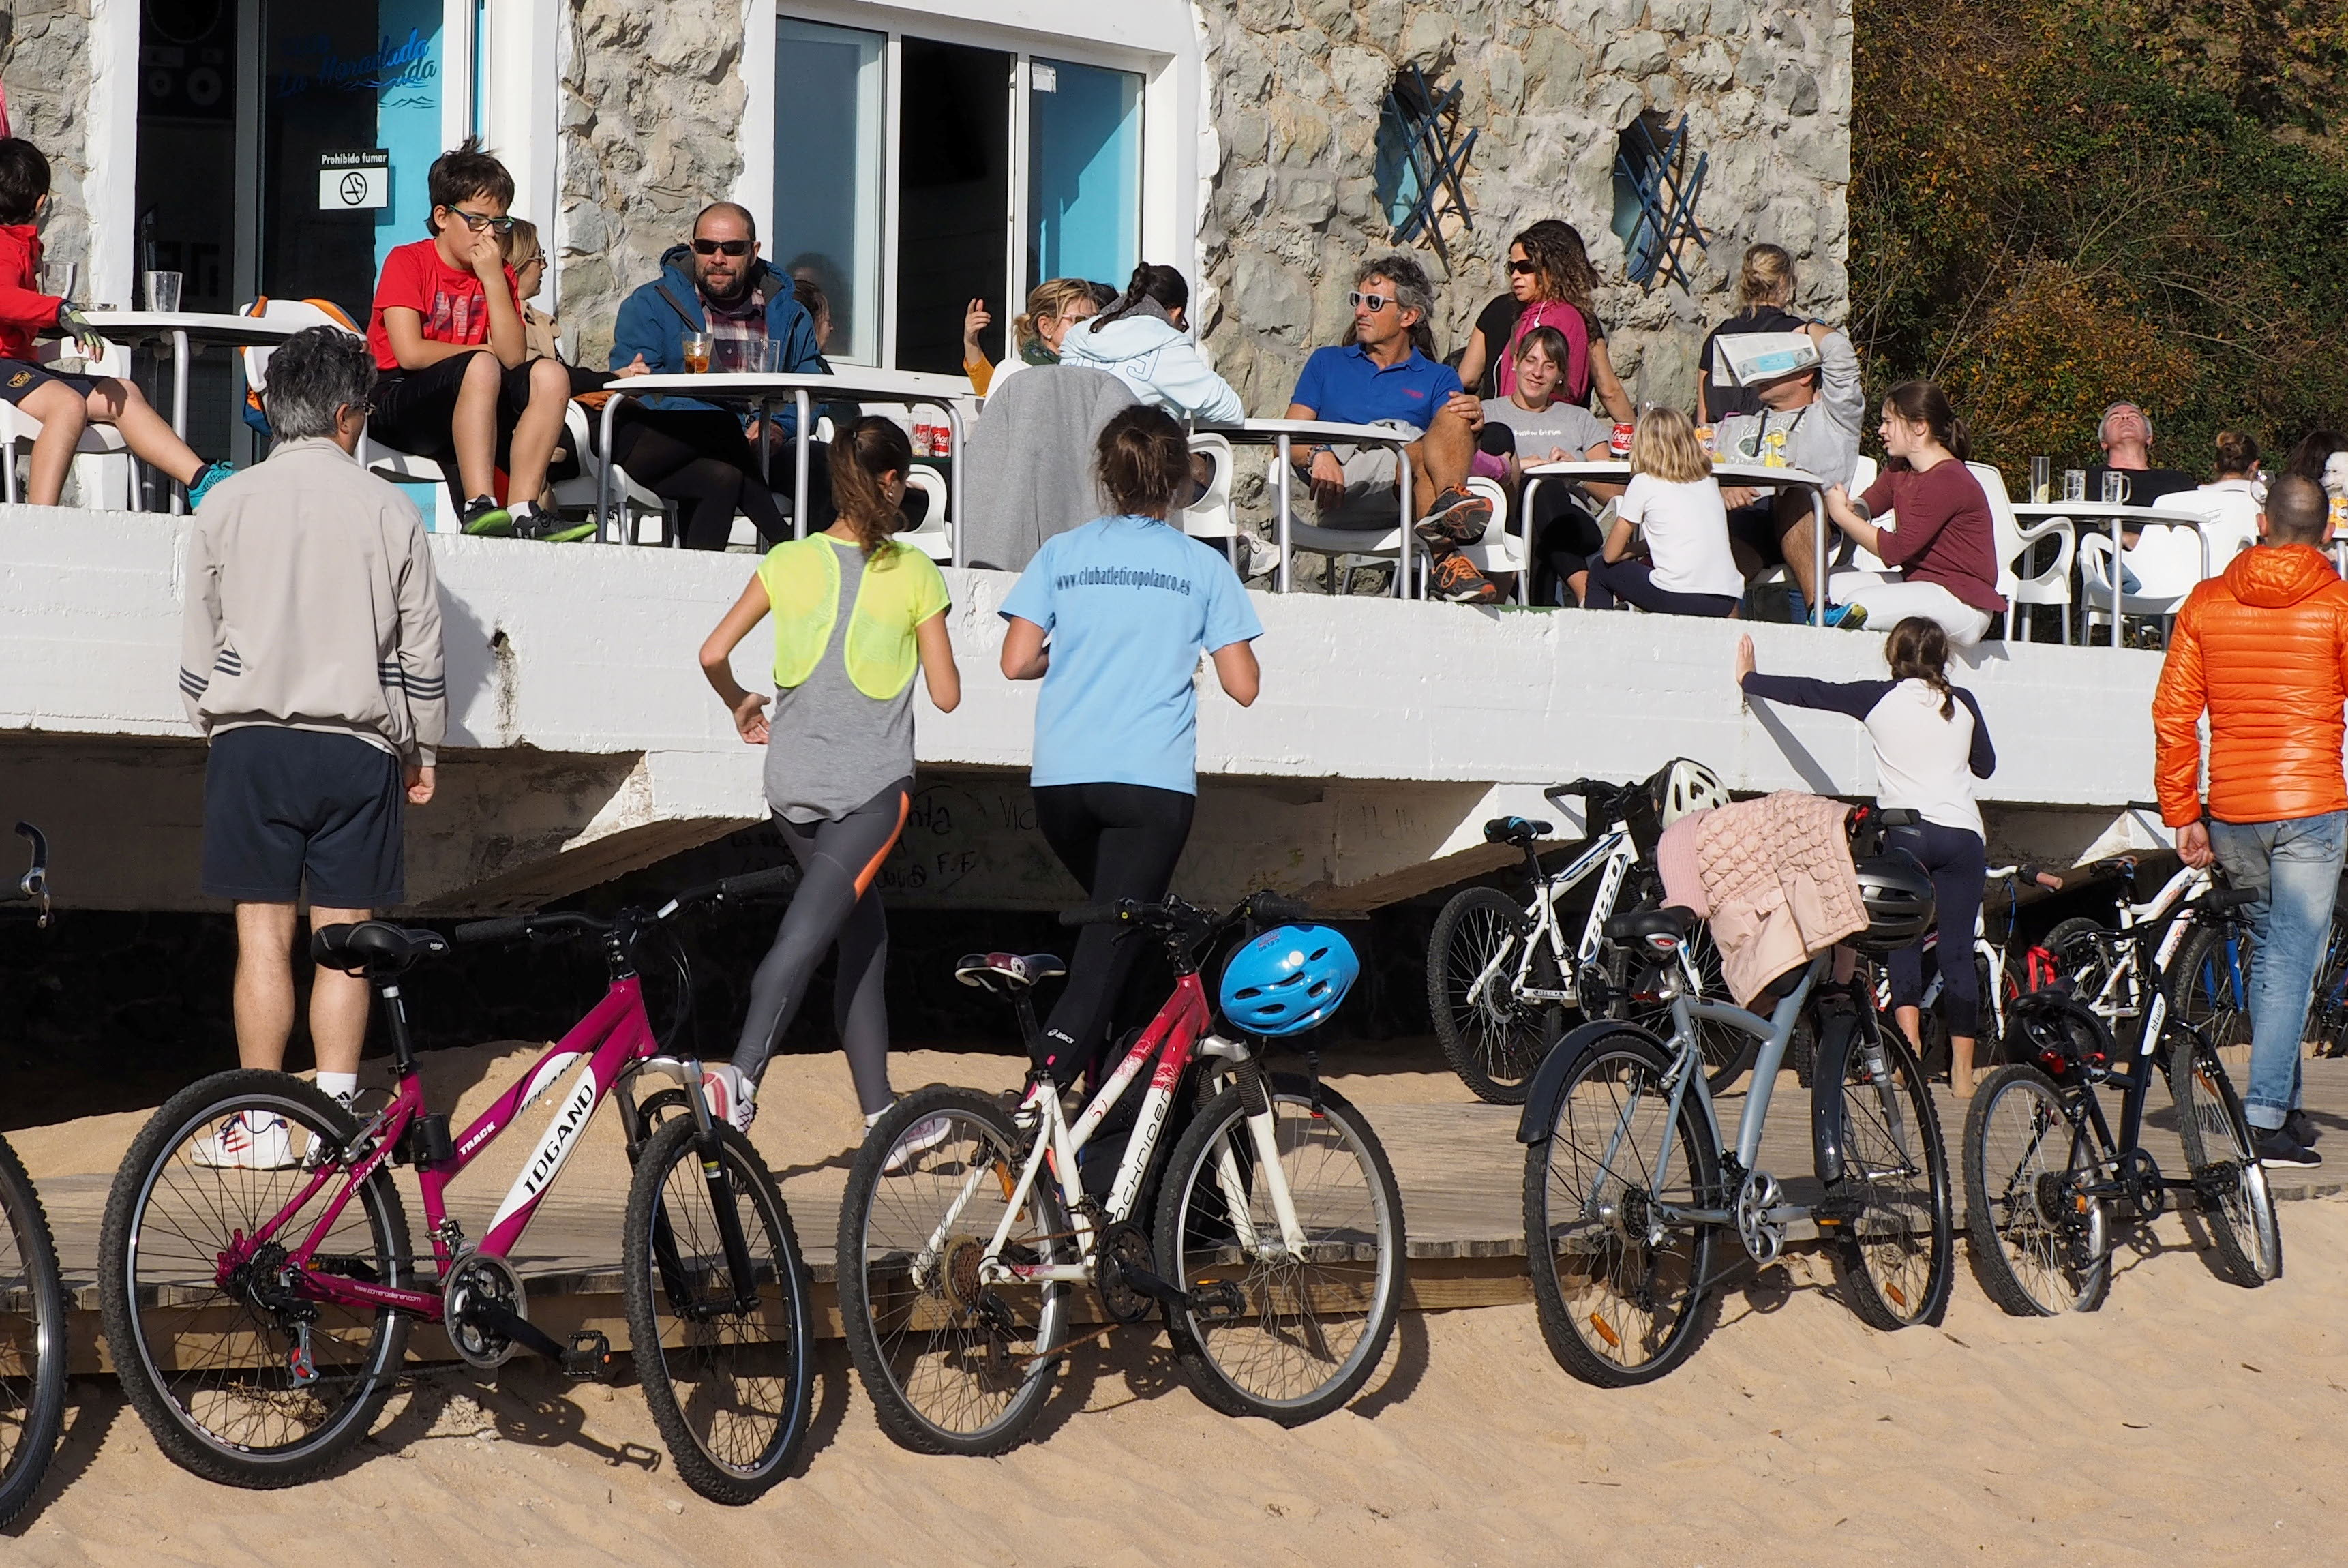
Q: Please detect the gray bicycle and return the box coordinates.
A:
[1518,886,1954,1387]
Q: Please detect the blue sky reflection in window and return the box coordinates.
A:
[1375,65,1476,253]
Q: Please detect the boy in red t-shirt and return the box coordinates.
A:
[365,138,580,540]
[0,138,231,507]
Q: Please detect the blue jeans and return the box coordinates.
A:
[2208,812,2347,1130]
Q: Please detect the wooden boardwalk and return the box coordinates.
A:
[32,1054,2348,1363]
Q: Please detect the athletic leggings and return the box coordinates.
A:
[729,779,910,1113]
[610,406,800,552]
[1884,820,1987,1037]
[1033,782,1197,1086]
[1581,554,1739,617]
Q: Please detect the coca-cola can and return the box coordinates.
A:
[1610,422,1635,457]
[925,420,953,458]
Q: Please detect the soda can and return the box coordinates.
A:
[926,421,953,458]
[1609,423,1634,457]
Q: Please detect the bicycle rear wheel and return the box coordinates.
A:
[1828,1018,1954,1331]
[2169,1027,2282,1286]
[2165,926,2255,1054]
[1154,1076,1404,1424]
[1428,886,1561,1104]
[98,1071,411,1487]
[623,1116,814,1505]
[0,1135,65,1528]
[1961,1066,2109,1315]
[1522,1029,1719,1386]
[837,1087,1070,1456]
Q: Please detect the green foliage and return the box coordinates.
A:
[1852,0,2348,474]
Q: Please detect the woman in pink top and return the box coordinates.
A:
[1455,223,1634,421]
[1822,381,2006,647]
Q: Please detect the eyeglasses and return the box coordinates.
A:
[339,399,375,419]
[445,207,515,235]
[1347,291,1394,313]
[517,254,546,269]
[1506,259,1539,275]
[692,238,754,258]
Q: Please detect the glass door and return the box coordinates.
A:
[893,39,1010,376]
[772,17,884,363]
[1026,57,1142,295]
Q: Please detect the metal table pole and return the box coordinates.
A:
[1397,444,1415,599]
[945,401,967,567]
[597,391,627,542]
[1276,434,1293,594]
[169,329,192,515]
[794,390,812,539]
[1811,485,1828,627]
[2110,515,2124,650]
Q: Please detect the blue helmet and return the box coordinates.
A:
[1218,924,1360,1038]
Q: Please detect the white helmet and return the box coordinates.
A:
[1653,759,1730,826]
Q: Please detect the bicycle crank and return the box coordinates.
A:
[1734,1169,1788,1264]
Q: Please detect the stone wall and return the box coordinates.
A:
[0,2,95,298]
[1192,0,1853,417]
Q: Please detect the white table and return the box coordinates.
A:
[78,310,307,511]
[1522,459,1835,624]
[594,369,974,556]
[2013,501,2209,649]
[1194,417,1420,596]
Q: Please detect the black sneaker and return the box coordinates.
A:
[513,509,597,543]
[1413,486,1493,547]
[2285,1107,2322,1147]
[460,497,513,537]
[2255,1127,2322,1169]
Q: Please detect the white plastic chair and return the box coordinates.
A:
[0,335,134,508]
[2079,524,2206,637]
[1454,475,1524,600]
[1177,433,1237,548]
[897,464,951,562]
[1277,446,1419,597]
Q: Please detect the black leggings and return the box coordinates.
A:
[729,780,910,1113]
[1884,821,1987,1037]
[610,406,809,551]
[1033,782,1196,1085]
[1582,554,1739,616]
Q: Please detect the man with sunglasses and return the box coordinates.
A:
[606,202,830,549]
[1285,254,1496,603]
[364,139,586,541]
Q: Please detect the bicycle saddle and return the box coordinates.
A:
[1601,905,1697,946]
[310,921,451,977]
[1483,815,1554,845]
[954,952,1068,995]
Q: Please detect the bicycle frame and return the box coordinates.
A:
[1481,824,1640,1008]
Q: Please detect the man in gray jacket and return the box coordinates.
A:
[1713,322,1865,620]
[179,327,446,1166]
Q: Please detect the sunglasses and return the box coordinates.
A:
[1506,259,1539,275]
[445,207,515,235]
[1348,290,1394,313]
[693,238,754,257]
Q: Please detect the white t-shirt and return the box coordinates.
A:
[1616,472,1745,599]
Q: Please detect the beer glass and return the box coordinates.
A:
[2101,470,2129,505]
[2062,469,2087,502]
[2030,455,2050,504]
[681,331,712,375]
[144,271,182,313]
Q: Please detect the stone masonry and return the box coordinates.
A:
[0,2,96,300]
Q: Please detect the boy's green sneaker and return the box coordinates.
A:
[460,497,513,536]
[515,509,597,543]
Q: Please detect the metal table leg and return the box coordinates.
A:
[168,329,192,515]
[2110,515,2124,650]
[1276,435,1293,594]
[945,401,967,567]
[1397,444,1415,599]
[1811,485,1828,627]
[794,391,811,539]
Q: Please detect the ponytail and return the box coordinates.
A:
[1885,616,1957,719]
[827,415,914,558]
[1088,262,1190,333]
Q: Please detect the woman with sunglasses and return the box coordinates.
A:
[1455,222,1634,422]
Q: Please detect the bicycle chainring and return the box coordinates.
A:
[1092,1220,1156,1325]
[1734,1169,1787,1264]
[442,1250,527,1369]
[2116,1147,2167,1222]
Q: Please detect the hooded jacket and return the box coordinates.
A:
[1055,308,1244,425]
[0,224,63,363]
[608,244,826,430]
[2153,543,2348,826]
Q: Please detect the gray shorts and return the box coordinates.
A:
[1291,423,1421,532]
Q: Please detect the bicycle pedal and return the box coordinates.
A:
[561,1329,616,1380]
[1187,1280,1246,1323]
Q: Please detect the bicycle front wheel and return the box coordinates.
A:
[623,1115,814,1505]
[2169,1027,2282,1286]
[97,1070,412,1488]
[837,1087,1071,1456]
[1154,1077,1404,1424]
[1961,1066,2109,1315]
[1428,885,1559,1104]
[1522,1029,1719,1386]
[1828,1019,1954,1331]
[0,1135,65,1528]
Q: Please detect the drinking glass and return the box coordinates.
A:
[757,335,787,373]
[710,335,751,374]
[680,331,712,376]
[2030,455,2050,504]
[2062,469,2086,502]
[2101,470,2129,505]
[144,270,182,313]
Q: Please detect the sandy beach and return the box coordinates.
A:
[5,1042,2343,1565]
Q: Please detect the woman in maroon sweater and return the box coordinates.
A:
[1822,382,2006,646]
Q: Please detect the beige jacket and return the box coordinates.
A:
[1694,791,1867,1006]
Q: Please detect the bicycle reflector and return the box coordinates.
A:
[1219,925,1360,1038]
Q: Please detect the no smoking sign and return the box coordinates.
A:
[318,149,390,211]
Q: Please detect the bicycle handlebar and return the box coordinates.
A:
[1057,889,1319,933]
[659,864,800,916]
[452,865,803,948]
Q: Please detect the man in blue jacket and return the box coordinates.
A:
[608,202,830,549]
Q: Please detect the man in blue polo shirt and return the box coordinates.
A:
[1286,253,1494,602]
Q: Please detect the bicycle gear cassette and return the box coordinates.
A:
[443,1250,527,1369]
[1093,1220,1157,1325]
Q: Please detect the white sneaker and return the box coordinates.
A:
[701,1064,757,1133]
[882,1113,954,1175]
[192,1111,297,1171]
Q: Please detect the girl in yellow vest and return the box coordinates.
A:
[697,417,960,1148]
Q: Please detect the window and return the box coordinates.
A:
[772,14,1145,373]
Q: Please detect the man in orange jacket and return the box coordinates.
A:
[2152,472,2348,1167]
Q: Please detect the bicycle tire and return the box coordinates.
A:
[1154,1076,1404,1424]
[1522,1029,1720,1387]
[623,1115,815,1505]
[837,1086,1071,1456]
[99,1070,412,1488]
[0,1134,65,1528]
[2045,917,2142,1046]
[1961,1065,2110,1315]
[1428,886,1561,1104]
[2168,1027,2282,1287]
[1828,1019,1954,1331]
[2165,926,2255,1055]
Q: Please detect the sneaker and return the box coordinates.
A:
[186,460,235,510]
[2255,1126,2321,1169]
[2285,1108,2322,1147]
[1430,551,1499,605]
[192,1111,297,1171]
[460,497,513,537]
[1412,486,1493,547]
[1823,603,1869,631]
[511,507,598,544]
[700,1064,757,1134]
[882,1113,955,1175]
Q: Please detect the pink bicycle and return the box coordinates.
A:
[96,870,814,1505]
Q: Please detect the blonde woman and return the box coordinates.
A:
[961,277,1102,395]
[1580,406,1743,616]
[1696,244,1806,422]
